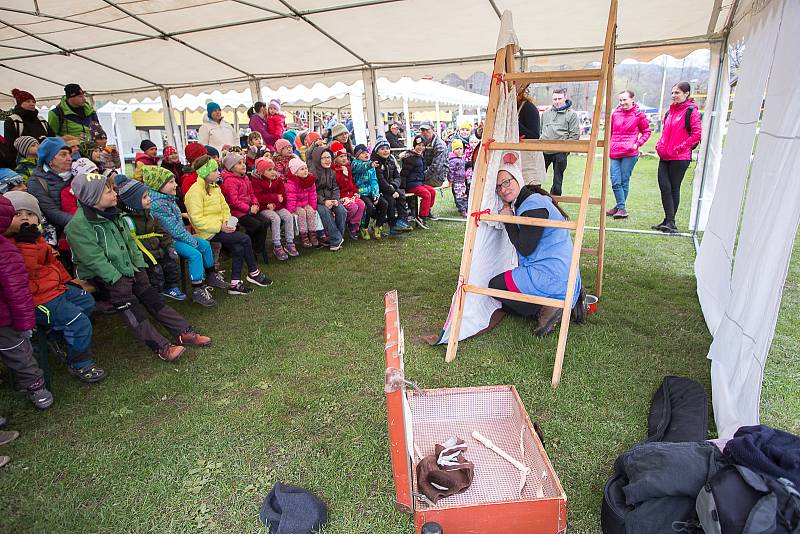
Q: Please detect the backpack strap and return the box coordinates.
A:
[684,106,695,135]
[35,175,49,194]
[9,114,23,138]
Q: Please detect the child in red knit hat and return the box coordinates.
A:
[252,158,299,260]
[330,141,365,240]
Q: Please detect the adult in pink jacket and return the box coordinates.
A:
[247,102,274,151]
[653,81,702,233]
[607,90,651,219]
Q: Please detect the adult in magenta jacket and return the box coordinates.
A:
[607,90,651,219]
[247,102,278,151]
[653,81,702,233]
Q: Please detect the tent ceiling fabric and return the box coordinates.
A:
[1,0,722,104]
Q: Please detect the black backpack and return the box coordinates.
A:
[696,464,800,534]
[664,106,701,150]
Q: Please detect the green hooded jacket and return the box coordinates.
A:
[47,97,101,140]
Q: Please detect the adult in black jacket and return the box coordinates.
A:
[516,84,546,186]
[3,89,55,158]
[372,139,411,233]
[385,123,405,149]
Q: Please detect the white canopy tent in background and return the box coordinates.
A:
[2,0,797,437]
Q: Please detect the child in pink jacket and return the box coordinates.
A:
[285,158,319,248]
[266,100,286,150]
[219,152,270,262]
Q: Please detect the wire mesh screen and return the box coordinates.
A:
[409,386,560,509]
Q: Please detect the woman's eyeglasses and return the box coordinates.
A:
[496,178,515,192]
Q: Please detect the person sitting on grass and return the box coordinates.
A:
[372,138,412,236]
[220,152,270,264]
[309,147,347,251]
[486,153,586,337]
[185,155,272,295]
[448,139,469,217]
[4,191,107,384]
[116,173,187,302]
[0,194,54,410]
[252,158,298,260]
[330,141,365,241]
[400,134,436,229]
[146,164,227,308]
[133,140,160,182]
[351,144,387,240]
[66,171,212,362]
[284,158,320,249]
[12,136,39,182]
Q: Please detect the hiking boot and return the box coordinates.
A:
[161,287,187,301]
[330,238,344,251]
[206,272,228,289]
[0,430,19,446]
[533,306,561,337]
[285,242,300,257]
[360,228,371,240]
[274,245,289,261]
[157,344,186,362]
[613,208,628,219]
[27,385,54,410]
[301,233,313,248]
[606,207,619,216]
[228,281,253,295]
[246,271,273,287]
[191,286,217,308]
[177,331,212,348]
[414,216,429,229]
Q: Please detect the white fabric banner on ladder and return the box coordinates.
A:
[707,0,800,438]
[694,2,783,335]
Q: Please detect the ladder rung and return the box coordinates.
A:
[552,196,602,205]
[505,68,603,84]
[490,140,594,153]
[479,213,578,230]
[463,285,566,309]
[582,247,599,256]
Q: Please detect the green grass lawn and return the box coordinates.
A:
[1,147,798,533]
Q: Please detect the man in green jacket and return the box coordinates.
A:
[47,84,104,141]
[66,171,211,362]
[540,89,581,196]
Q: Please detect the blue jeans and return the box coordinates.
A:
[609,155,639,209]
[317,203,347,243]
[174,238,214,283]
[35,286,95,368]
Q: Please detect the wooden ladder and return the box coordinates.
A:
[445,0,617,387]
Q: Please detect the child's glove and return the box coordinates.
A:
[15,223,41,243]
[21,329,33,339]
[167,247,178,261]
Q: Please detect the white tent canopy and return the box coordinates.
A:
[0,0,733,104]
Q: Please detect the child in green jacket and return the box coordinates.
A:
[65,172,212,362]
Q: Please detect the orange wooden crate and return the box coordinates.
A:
[384,290,567,534]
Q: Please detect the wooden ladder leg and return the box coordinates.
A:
[596,22,616,298]
[445,44,513,363]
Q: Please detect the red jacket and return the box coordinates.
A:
[61,185,78,215]
[656,99,703,161]
[0,197,36,331]
[220,169,258,218]
[180,171,198,199]
[266,114,286,146]
[252,176,286,211]
[333,163,359,199]
[13,236,71,306]
[609,104,651,159]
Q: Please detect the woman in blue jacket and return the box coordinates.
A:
[488,153,586,336]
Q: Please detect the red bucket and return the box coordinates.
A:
[585,294,598,315]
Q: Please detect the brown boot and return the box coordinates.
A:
[157,344,186,362]
[533,306,561,337]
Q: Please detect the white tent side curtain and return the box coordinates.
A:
[1,0,726,105]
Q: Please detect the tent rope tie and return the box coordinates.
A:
[492,73,505,85]
[456,275,466,311]
[482,137,496,163]
[470,208,491,228]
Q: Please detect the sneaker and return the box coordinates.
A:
[177,331,212,348]
[161,287,187,301]
[360,228,371,240]
[228,281,253,295]
[192,286,217,307]
[157,344,186,362]
[415,216,429,230]
[330,238,344,251]
[206,272,228,289]
[613,208,628,219]
[396,220,413,231]
[285,242,300,257]
[274,245,289,261]
[663,221,678,234]
[606,207,619,216]
[246,272,273,287]
[348,230,359,240]
[301,234,313,248]
[27,386,54,410]
[0,430,19,446]
[428,213,439,221]
[310,233,321,247]
[651,220,668,231]
[67,362,107,383]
